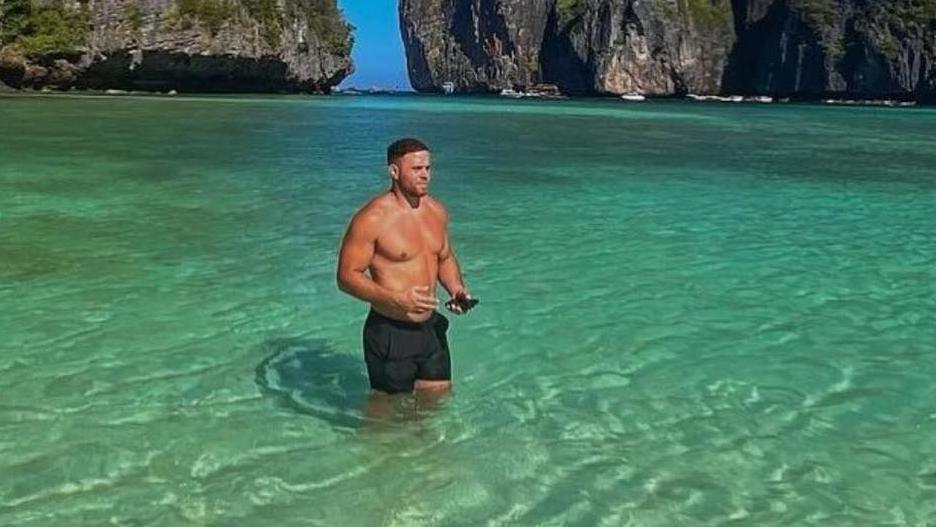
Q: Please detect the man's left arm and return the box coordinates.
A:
[436,203,469,298]
[438,230,467,298]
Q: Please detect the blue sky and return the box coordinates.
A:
[338,1,412,90]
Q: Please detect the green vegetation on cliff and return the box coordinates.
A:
[868,0,936,60]
[684,0,732,30]
[791,0,839,28]
[647,0,731,36]
[0,0,90,55]
[124,1,143,33]
[681,0,734,52]
[789,0,844,60]
[243,0,282,46]
[869,0,936,31]
[791,0,936,62]
[0,0,351,57]
[173,0,237,34]
[302,0,354,54]
[170,0,352,53]
[555,0,585,29]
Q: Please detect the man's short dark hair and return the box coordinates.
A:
[387,138,430,165]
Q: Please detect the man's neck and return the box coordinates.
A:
[390,186,421,209]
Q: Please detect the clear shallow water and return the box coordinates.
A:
[1,93,935,526]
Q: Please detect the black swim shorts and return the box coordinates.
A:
[362,309,451,394]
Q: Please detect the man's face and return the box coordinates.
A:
[390,150,431,197]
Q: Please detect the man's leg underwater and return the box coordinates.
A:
[414,379,451,391]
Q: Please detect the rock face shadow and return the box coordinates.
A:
[254,338,369,429]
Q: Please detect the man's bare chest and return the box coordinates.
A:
[375,214,444,263]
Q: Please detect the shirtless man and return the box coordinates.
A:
[337,138,474,395]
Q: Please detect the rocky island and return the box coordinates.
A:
[0,0,353,92]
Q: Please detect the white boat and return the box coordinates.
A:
[499,88,524,98]
[442,82,455,95]
[687,94,738,102]
[620,93,646,102]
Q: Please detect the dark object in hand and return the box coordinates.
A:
[446,295,479,313]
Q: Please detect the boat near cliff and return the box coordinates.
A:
[823,99,917,107]
[499,88,524,99]
[687,94,743,103]
[499,83,566,100]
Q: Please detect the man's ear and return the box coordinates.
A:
[388,163,399,181]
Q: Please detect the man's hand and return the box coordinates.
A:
[445,289,475,315]
[392,285,439,316]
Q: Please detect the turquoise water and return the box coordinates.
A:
[1,94,935,525]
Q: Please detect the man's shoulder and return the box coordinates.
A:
[351,194,394,228]
[360,193,397,215]
[423,195,449,220]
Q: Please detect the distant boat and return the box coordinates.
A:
[620,93,646,102]
[687,94,743,103]
[499,88,524,98]
[824,98,917,107]
[499,84,566,100]
[744,95,774,103]
[442,82,455,95]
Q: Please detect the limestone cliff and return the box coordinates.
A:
[399,0,553,92]
[0,0,353,92]
[727,0,936,100]
[399,0,936,101]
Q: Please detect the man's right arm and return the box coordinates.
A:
[336,209,397,310]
